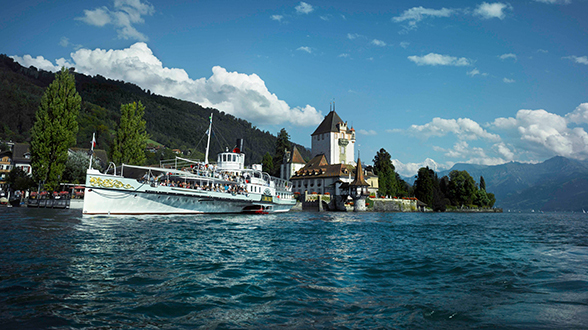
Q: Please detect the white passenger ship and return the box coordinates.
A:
[82,116,296,215]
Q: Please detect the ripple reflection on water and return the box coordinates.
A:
[0,209,587,329]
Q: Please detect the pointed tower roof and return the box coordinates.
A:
[312,110,344,136]
[350,157,369,187]
[290,146,306,164]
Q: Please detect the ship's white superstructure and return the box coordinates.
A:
[82,116,296,215]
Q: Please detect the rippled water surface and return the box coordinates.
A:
[1,208,588,329]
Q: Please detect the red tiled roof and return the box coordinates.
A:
[290,146,306,164]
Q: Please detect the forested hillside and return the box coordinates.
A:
[0,54,311,164]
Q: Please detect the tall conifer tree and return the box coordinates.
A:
[480,176,486,191]
[373,148,398,197]
[273,128,291,176]
[30,67,81,191]
[262,151,274,174]
[110,101,148,165]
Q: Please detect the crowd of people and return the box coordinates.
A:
[139,170,252,196]
[159,179,249,196]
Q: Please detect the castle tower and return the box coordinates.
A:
[311,103,355,165]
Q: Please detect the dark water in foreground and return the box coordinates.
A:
[1,209,588,329]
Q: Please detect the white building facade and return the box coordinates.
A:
[310,109,355,166]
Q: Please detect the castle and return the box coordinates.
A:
[282,105,378,199]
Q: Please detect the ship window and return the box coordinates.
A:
[233,154,236,162]
[222,154,226,162]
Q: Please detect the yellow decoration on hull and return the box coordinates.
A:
[89,177,134,190]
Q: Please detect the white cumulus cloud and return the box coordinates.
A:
[10,54,73,72]
[493,142,515,161]
[474,2,511,20]
[358,129,377,136]
[499,53,517,61]
[13,42,323,127]
[392,6,455,31]
[295,2,314,14]
[76,0,155,41]
[566,103,588,124]
[491,106,588,159]
[408,53,472,66]
[371,39,387,47]
[563,56,588,65]
[467,68,488,77]
[392,158,447,177]
[297,46,312,54]
[408,117,501,141]
[347,33,362,40]
[534,0,571,4]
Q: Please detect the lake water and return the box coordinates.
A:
[1,208,587,329]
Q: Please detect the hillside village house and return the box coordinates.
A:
[0,143,30,188]
[0,149,12,186]
[12,143,32,176]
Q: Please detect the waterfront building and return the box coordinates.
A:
[288,105,378,198]
[280,146,306,181]
[290,154,354,196]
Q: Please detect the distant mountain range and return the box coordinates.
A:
[405,156,588,212]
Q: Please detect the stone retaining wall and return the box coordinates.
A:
[371,198,419,212]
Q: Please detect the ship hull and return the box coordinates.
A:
[82,171,295,215]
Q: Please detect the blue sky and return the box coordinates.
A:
[2,0,588,176]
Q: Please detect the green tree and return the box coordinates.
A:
[487,192,496,208]
[7,167,35,191]
[30,67,81,191]
[62,151,101,184]
[272,128,291,176]
[373,148,408,197]
[414,167,436,206]
[262,151,274,174]
[110,101,148,165]
[480,176,486,191]
[414,167,448,211]
[447,170,478,206]
[473,188,490,207]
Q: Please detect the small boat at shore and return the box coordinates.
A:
[82,115,296,215]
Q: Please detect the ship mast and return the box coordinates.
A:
[205,113,213,164]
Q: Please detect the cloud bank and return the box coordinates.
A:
[491,104,588,159]
[11,42,323,127]
[389,103,588,175]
